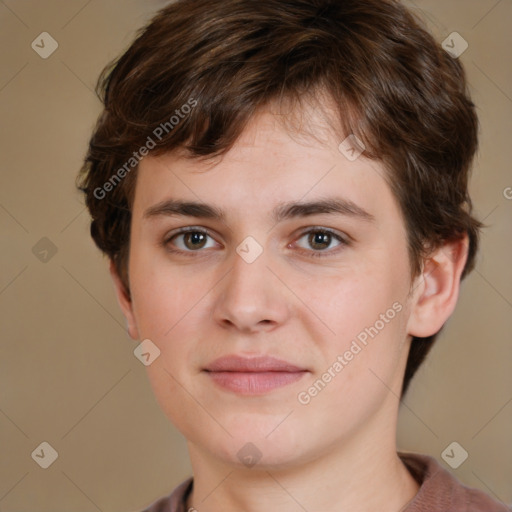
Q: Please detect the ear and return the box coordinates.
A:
[109,260,139,340]
[407,236,469,338]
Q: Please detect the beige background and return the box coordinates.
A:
[0,0,511,510]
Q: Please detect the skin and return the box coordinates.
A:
[110,104,468,512]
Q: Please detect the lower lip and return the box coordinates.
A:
[205,371,307,395]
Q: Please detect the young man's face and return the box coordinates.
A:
[114,107,422,468]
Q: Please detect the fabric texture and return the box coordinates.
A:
[141,451,511,511]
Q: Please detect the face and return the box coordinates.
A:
[117,107,421,470]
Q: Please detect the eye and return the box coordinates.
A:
[293,228,347,257]
[162,226,348,257]
[164,228,218,252]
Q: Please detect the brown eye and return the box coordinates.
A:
[293,228,347,258]
[166,229,217,252]
[183,231,208,250]
[308,231,332,250]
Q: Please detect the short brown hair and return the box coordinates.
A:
[77,0,481,397]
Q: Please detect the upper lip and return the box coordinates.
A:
[204,355,306,373]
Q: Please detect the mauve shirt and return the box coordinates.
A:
[140,452,511,512]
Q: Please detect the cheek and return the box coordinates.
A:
[297,260,404,343]
[144,361,213,446]
[129,248,201,338]
[128,255,216,374]
[300,303,408,427]
[130,271,210,436]
[299,253,409,389]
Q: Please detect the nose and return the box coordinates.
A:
[212,245,290,334]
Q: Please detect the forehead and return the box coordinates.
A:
[133,108,401,231]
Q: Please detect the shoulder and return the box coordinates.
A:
[399,451,511,512]
[138,477,193,512]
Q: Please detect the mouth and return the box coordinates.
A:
[203,355,309,395]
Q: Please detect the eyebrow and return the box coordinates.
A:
[143,197,375,223]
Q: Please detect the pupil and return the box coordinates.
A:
[310,232,330,250]
[186,232,206,249]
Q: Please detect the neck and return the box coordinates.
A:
[185,408,419,512]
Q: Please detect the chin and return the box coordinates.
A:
[217,424,317,470]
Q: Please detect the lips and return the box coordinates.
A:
[205,355,305,373]
[203,355,308,395]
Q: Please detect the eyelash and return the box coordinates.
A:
[162,226,349,258]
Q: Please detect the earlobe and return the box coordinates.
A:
[407,236,469,338]
[109,260,140,340]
